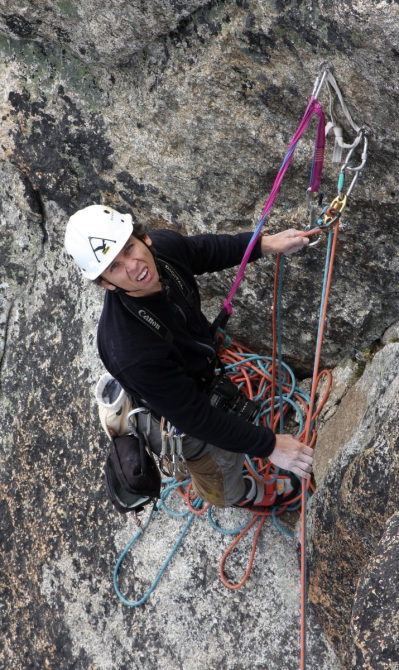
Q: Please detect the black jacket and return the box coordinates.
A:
[97,229,275,458]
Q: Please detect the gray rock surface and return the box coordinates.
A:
[1,0,399,668]
[0,0,398,370]
[352,511,399,670]
[308,343,399,669]
[0,0,211,66]
[312,359,368,483]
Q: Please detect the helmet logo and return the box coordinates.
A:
[89,237,117,263]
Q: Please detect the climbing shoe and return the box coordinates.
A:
[236,473,300,509]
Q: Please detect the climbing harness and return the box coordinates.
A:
[112,62,368,670]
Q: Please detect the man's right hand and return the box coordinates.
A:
[268,434,313,479]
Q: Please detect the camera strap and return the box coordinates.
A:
[118,293,174,343]
[118,258,196,344]
[157,258,195,307]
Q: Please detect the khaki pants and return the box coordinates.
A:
[136,412,246,507]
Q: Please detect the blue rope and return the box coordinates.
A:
[157,478,192,517]
[113,507,196,607]
[113,478,202,608]
[318,228,334,342]
[299,225,335,661]
[207,506,250,535]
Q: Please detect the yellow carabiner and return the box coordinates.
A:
[320,194,348,229]
[330,194,348,213]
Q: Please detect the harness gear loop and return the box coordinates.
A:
[159,418,190,478]
[175,433,189,477]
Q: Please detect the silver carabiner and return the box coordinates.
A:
[312,61,333,100]
[305,190,322,247]
[126,407,149,436]
[341,133,369,198]
[305,225,322,247]
[175,434,189,477]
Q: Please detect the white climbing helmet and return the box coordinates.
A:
[65,204,133,280]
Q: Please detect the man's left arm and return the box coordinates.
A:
[182,228,308,276]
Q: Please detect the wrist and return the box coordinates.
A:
[264,430,276,457]
[261,235,276,255]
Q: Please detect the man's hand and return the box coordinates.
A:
[268,434,313,479]
[261,229,309,256]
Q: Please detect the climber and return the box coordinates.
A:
[65,204,313,508]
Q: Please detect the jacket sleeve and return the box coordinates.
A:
[116,353,276,459]
[156,230,263,276]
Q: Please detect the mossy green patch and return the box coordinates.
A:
[349,30,368,49]
[57,1,80,20]
[363,347,373,363]
[0,34,14,58]
[0,34,104,109]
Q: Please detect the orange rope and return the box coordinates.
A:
[219,515,267,589]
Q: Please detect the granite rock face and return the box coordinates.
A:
[308,343,399,669]
[0,1,399,668]
[0,0,398,370]
[352,511,399,670]
[0,0,211,66]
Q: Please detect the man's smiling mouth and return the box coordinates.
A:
[137,268,148,281]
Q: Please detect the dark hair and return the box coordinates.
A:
[131,221,148,241]
[92,219,149,285]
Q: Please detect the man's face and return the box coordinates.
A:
[100,234,161,297]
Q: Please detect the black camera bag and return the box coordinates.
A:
[104,432,161,515]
